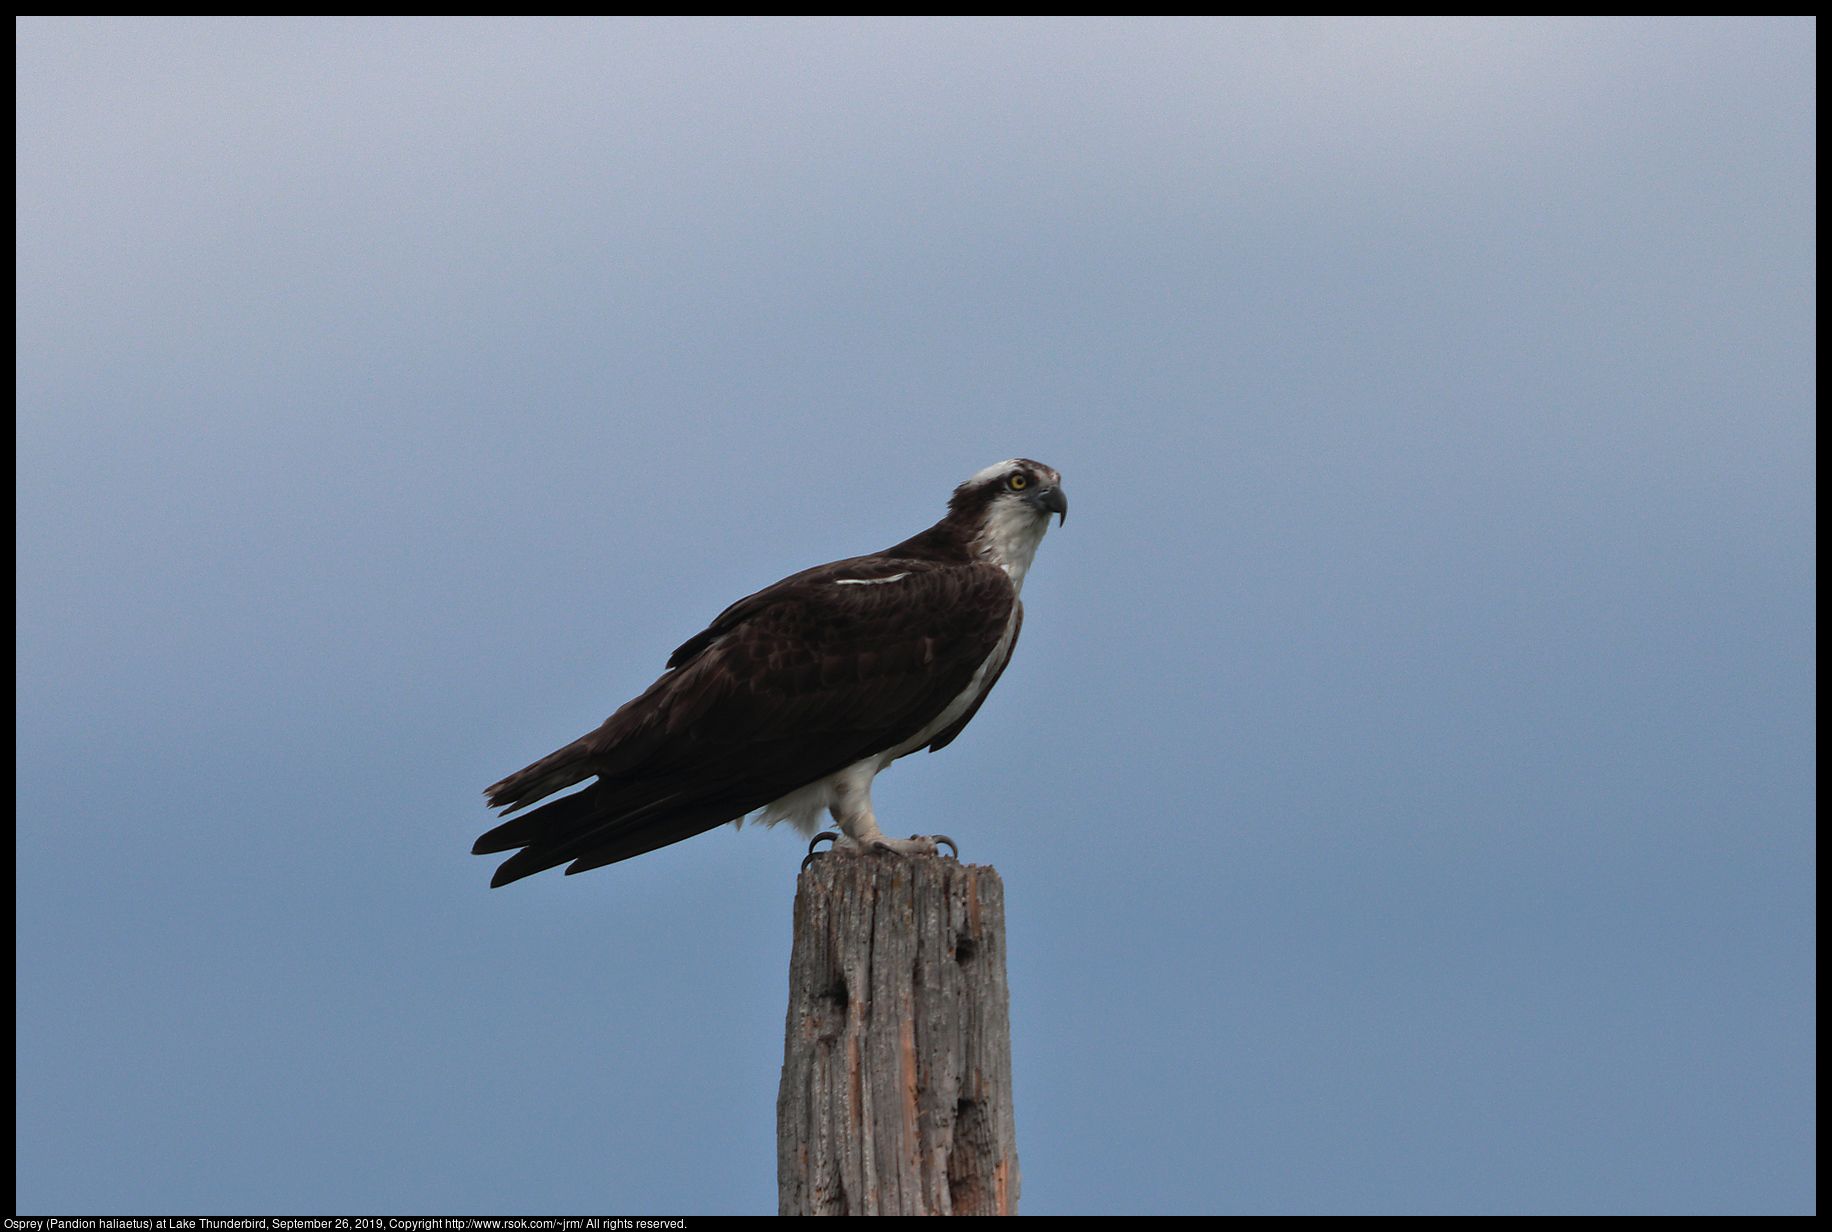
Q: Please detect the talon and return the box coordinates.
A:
[871,839,902,857]
[904,834,957,859]
[802,831,843,871]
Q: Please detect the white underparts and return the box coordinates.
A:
[748,756,897,845]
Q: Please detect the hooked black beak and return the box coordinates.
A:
[1038,485,1067,526]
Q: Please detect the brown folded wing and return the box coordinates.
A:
[475,556,1016,885]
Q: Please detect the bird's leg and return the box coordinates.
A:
[827,774,958,859]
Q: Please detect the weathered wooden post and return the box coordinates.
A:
[777,853,1020,1215]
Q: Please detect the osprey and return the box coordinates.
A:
[475,459,1067,887]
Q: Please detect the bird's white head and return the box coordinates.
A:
[950,459,1067,593]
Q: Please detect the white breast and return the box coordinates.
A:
[974,496,1051,594]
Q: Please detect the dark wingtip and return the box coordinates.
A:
[489,857,536,888]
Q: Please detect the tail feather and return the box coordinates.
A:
[473,783,606,855]
[560,799,760,875]
[484,738,598,814]
[485,697,678,815]
[484,787,749,888]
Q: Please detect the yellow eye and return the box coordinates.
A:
[1008,473,1029,490]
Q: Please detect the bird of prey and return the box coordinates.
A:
[474,458,1067,887]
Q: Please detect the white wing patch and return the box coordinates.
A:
[834,573,911,586]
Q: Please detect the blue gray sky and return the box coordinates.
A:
[16,17,1814,1215]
